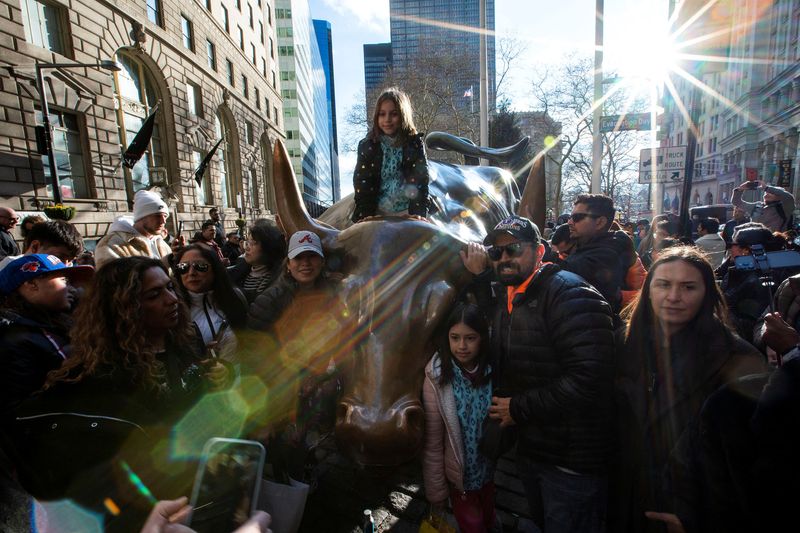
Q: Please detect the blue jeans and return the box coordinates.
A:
[517,457,608,533]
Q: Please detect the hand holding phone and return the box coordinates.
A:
[187,439,266,533]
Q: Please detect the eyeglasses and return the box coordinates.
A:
[487,242,531,261]
[569,212,602,223]
[175,261,211,275]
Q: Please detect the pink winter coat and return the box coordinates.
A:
[422,356,465,503]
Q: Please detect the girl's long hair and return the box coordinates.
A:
[437,302,491,386]
[45,257,196,389]
[368,87,418,145]
[173,243,247,327]
[622,246,732,364]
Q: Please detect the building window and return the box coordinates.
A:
[250,167,260,209]
[181,15,194,51]
[204,0,211,10]
[246,121,254,144]
[281,89,297,99]
[145,0,161,25]
[214,113,235,209]
[261,58,267,77]
[280,71,295,81]
[37,109,89,198]
[273,106,278,126]
[206,40,216,70]
[248,4,253,28]
[285,130,298,140]
[267,5,271,24]
[193,149,212,205]
[241,75,248,98]
[235,0,241,10]
[276,8,290,18]
[277,27,292,37]
[259,21,264,44]
[266,102,271,119]
[238,26,244,50]
[278,45,293,56]
[20,0,67,53]
[251,43,256,64]
[221,5,229,33]
[226,60,234,86]
[271,70,276,88]
[112,51,167,194]
[269,37,274,58]
[187,83,202,116]
[255,87,260,109]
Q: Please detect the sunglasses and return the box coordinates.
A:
[175,261,210,275]
[569,212,602,223]
[487,242,531,261]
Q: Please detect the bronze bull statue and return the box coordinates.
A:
[272,134,544,466]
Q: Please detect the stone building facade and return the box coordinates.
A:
[659,0,800,215]
[0,0,284,246]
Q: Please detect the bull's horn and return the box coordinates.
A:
[517,154,546,231]
[273,139,339,246]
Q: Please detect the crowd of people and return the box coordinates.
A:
[0,87,798,533]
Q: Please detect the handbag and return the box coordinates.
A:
[478,415,517,462]
[418,512,457,533]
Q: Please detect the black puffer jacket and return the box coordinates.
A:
[351,133,430,222]
[0,309,71,418]
[560,230,631,313]
[490,263,616,473]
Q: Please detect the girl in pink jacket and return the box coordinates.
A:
[422,303,496,532]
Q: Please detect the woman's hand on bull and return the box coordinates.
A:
[460,242,489,275]
[489,396,516,427]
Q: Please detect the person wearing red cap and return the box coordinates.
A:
[0,254,93,417]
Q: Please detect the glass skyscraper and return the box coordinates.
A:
[313,18,340,202]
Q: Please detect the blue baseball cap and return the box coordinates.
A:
[0,254,94,295]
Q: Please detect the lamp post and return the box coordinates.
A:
[34,59,121,204]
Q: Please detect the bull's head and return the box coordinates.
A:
[272,139,545,465]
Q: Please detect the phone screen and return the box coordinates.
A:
[188,438,265,533]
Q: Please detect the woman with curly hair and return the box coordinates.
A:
[611,246,765,533]
[12,257,230,528]
[173,243,247,363]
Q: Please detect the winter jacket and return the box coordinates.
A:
[486,263,616,473]
[10,339,208,529]
[561,230,631,313]
[613,327,766,533]
[351,133,430,222]
[422,355,466,501]
[0,309,71,418]
[694,233,727,268]
[732,185,795,232]
[95,217,172,268]
[0,228,19,258]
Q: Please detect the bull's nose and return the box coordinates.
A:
[336,397,424,466]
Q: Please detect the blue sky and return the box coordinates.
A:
[308,0,670,195]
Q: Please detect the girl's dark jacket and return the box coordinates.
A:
[351,132,430,222]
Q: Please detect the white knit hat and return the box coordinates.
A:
[133,190,169,221]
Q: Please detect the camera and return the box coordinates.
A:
[733,245,800,272]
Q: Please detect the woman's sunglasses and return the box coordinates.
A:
[487,242,530,261]
[175,261,210,275]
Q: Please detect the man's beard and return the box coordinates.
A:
[495,262,532,286]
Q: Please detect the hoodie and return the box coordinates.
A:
[95,216,171,268]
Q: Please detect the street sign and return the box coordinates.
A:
[639,169,685,184]
[600,113,651,132]
[639,146,686,183]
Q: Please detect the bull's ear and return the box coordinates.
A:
[421,281,456,332]
[518,154,546,231]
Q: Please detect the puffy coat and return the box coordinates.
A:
[95,217,172,268]
[561,230,632,313]
[351,133,430,222]
[489,263,616,473]
[0,308,71,418]
[422,355,466,502]
[732,185,795,232]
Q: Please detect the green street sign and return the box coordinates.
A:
[600,113,652,132]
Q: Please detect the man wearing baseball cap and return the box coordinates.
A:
[0,254,93,416]
[461,215,616,533]
[95,189,173,268]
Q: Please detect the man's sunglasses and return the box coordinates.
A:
[569,212,602,223]
[175,261,211,275]
[487,242,531,261]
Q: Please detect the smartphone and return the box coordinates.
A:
[187,438,265,533]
